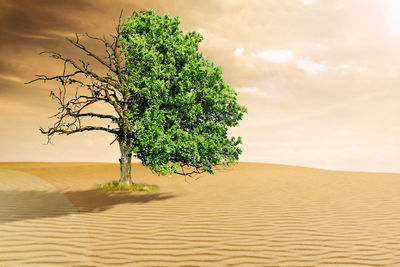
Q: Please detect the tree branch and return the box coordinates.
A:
[68,112,118,122]
[66,33,118,73]
[40,125,119,136]
[40,51,119,87]
[27,13,132,147]
[30,51,125,119]
[113,9,124,77]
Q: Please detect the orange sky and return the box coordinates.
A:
[1,0,400,173]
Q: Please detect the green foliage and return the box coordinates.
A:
[94,181,159,192]
[118,9,247,175]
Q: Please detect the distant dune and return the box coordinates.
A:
[1,162,400,266]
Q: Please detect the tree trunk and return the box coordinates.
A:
[119,141,133,185]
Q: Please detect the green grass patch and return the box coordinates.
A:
[94,180,159,192]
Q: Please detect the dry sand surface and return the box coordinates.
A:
[1,162,400,266]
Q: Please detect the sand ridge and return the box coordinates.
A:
[1,162,400,266]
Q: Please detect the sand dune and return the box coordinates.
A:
[1,162,400,266]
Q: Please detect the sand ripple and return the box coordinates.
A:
[0,170,92,266]
[2,163,400,266]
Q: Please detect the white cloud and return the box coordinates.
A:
[260,78,289,105]
[296,59,327,74]
[246,62,254,68]
[300,0,315,5]
[336,2,345,10]
[237,79,288,104]
[333,64,352,74]
[380,0,400,35]
[331,64,367,73]
[234,48,244,56]
[237,87,266,97]
[258,50,293,63]
[312,43,323,49]
[337,64,353,69]
[197,28,214,38]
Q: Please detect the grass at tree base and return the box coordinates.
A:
[94,180,159,192]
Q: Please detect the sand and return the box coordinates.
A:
[1,162,400,266]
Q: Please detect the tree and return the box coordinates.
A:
[27,9,247,185]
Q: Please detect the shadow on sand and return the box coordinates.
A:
[0,189,176,223]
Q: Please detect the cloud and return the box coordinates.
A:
[296,59,327,74]
[336,64,353,69]
[237,78,289,106]
[234,47,244,56]
[380,0,400,35]
[258,50,293,63]
[299,0,315,5]
[238,87,266,97]
[0,74,24,83]
[197,28,213,38]
[336,2,345,10]
[357,67,367,72]
[331,64,368,74]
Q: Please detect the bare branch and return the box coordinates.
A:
[68,112,118,122]
[39,51,119,87]
[28,14,132,151]
[66,33,118,73]
[40,125,119,135]
[174,163,205,177]
[30,51,125,119]
[84,32,114,67]
[25,71,82,85]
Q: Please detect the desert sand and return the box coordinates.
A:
[1,162,400,266]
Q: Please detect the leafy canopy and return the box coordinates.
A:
[118,10,247,175]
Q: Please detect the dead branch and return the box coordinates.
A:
[66,33,118,73]
[68,112,118,122]
[40,125,118,139]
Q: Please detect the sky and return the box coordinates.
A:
[1,0,400,173]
